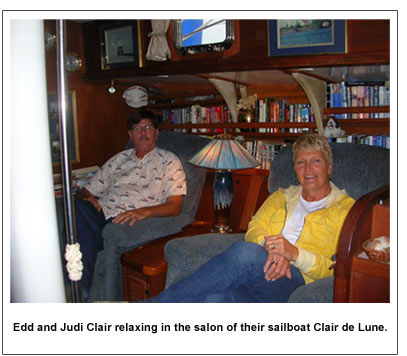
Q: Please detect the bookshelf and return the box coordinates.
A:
[157,89,318,140]
[153,68,391,172]
[324,80,390,148]
[156,70,390,151]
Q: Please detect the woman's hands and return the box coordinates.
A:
[263,234,299,282]
[264,234,299,261]
[263,254,291,282]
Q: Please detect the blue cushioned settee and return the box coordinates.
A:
[163,142,390,302]
[88,132,211,302]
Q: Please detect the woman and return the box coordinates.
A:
[150,133,355,302]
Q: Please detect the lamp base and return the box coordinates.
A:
[213,170,233,234]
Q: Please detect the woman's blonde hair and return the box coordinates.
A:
[292,133,333,166]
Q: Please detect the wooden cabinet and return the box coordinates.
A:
[334,185,390,302]
[121,221,213,301]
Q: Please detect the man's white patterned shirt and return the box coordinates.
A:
[85,147,186,219]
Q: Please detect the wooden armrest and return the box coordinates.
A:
[334,185,390,302]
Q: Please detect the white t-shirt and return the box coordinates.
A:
[85,147,186,219]
[282,194,328,245]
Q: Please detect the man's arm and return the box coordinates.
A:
[76,187,102,212]
[112,195,183,226]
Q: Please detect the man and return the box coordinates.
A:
[74,109,186,299]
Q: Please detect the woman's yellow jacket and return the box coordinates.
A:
[245,182,355,284]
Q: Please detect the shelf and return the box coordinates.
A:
[160,122,316,130]
[150,98,225,109]
[351,256,389,279]
[324,105,390,115]
[159,122,317,140]
[335,119,389,135]
[324,106,390,135]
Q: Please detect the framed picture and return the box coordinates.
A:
[48,91,80,164]
[100,21,143,70]
[268,20,347,57]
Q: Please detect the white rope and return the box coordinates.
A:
[64,243,83,281]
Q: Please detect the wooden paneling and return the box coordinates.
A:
[44,20,135,170]
[82,19,390,79]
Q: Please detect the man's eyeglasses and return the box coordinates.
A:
[132,125,155,133]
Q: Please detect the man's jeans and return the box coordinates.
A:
[153,241,305,303]
[73,199,109,300]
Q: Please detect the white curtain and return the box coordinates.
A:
[146,20,171,61]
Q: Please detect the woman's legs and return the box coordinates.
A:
[203,266,305,302]
[152,241,305,303]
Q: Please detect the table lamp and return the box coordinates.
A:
[189,133,260,233]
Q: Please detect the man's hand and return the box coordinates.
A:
[112,208,151,226]
[84,196,102,212]
[112,195,183,226]
[76,188,101,211]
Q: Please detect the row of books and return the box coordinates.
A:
[252,99,314,134]
[162,100,315,134]
[327,134,390,149]
[327,82,390,119]
[244,141,285,170]
[162,105,232,133]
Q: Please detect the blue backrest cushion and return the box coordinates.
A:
[268,142,390,200]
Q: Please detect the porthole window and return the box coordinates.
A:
[173,19,234,55]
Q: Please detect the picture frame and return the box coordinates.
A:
[100,21,143,70]
[268,20,347,57]
[48,91,80,165]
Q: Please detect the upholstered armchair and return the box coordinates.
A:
[163,142,390,302]
[88,132,211,301]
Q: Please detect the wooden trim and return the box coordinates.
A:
[159,122,317,130]
[324,106,390,115]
